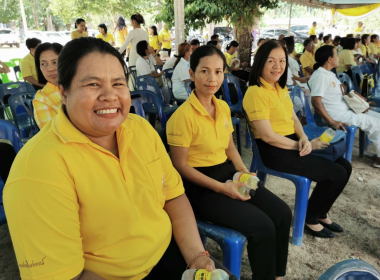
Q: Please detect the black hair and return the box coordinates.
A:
[248,40,288,89]
[371,34,379,42]
[25,38,42,50]
[346,34,354,38]
[355,38,361,44]
[313,21,317,24]
[75,18,85,29]
[115,16,126,31]
[340,37,347,48]
[190,39,200,46]
[283,37,295,54]
[34,42,63,84]
[361,34,370,45]
[333,36,341,43]
[257,38,266,45]
[98,23,107,34]
[313,45,334,70]
[58,37,128,91]
[226,40,239,51]
[303,38,313,52]
[309,35,317,41]
[150,25,158,36]
[136,40,148,57]
[189,45,226,90]
[318,33,324,40]
[131,13,145,25]
[343,38,356,50]
[211,34,219,40]
[323,34,331,43]
[207,41,218,46]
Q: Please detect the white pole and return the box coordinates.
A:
[174,0,184,51]
[288,0,294,36]
[19,0,28,38]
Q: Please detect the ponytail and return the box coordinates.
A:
[313,62,320,71]
[173,42,190,68]
[226,40,239,51]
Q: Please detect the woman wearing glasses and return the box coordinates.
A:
[300,38,316,77]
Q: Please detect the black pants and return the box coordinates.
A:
[163,48,171,57]
[184,162,292,280]
[256,133,352,225]
[144,236,232,279]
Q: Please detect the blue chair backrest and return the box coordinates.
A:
[163,68,174,80]
[155,65,163,72]
[136,75,166,105]
[0,119,23,153]
[337,73,355,93]
[130,90,168,127]
[222,73,244,106]
[359,64,371,76]
[0,82,35,104]
[351,66,363,93]
[163,68,176,102]
[8,92,39,138]
[184,81,192,95]
[291,86,315,124]
[299,64,304,78]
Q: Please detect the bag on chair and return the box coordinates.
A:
[311,137,346,162]
[360,73,374,98]
[343,90,369,114]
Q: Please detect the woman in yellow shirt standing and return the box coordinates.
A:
[114,16,128,57]
[149,25,162,55]
[33,42,63,129]
[243,40,351,239]
[168,45,292,280]
[71,18,88,40]
[300,38,316,76]
[96,23,115,46]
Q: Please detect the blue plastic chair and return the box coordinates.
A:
[0,81,35,103]
[221,74,251,149]
[318,259,380,280]
[129,66,137,90]
[294,86,357,162]
[130,90,169,128]
[246,125,311,246]
[0,119,23,226]
[337,73,355,92]
[154,65,163,72]
[184,80,192,95]
[299,64,304,78]
[8,92,39,142]
[197,220,247,279]
[13,65,23,81]
[351,66,363,93]
[163,68,186,104]
[135,76,178,126]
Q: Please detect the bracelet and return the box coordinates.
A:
[186,251,210,269]
[236,166,248,172]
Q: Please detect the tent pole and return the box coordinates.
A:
[288,0,294,36]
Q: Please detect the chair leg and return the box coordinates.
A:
[359,129,367,158]
[291,178,310,246]
[245,124,251,149]
[344,126,357,162]
[216,236,245,279]
[235,123,242,155]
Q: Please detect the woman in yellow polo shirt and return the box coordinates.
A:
[336,38,357,75]
[299,38,316,77]
[360,34,375,63]
[369,34,379,60]
[167,45,292,280]
[4,37,230,280]
[243,40,352,240]
[149,25,162,55]
[32,42,63,129]
[224,40,249,82]
[71,18,88,40]
[114,16,128,55]
[96,23,115,46]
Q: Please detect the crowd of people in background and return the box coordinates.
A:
[2,13,380,280]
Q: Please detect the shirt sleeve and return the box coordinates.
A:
[178,63,190,81]
[3,178,84,280]
[20,57,33,79]
[166,110,193,147]
[344,51,356,66]
[310,73,328,97]
[243,86,270,121]
[299,54,310,70]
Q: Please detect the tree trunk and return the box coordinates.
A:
[108,10,115,33]
[234,24,251,66]
[47,14,53,31]
[66,23,71,31]
[33,5,39,30]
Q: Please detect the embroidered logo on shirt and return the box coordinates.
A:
[224,119,229,130]
[332,82,336,88]
[162,173,166,195]
[168,132,183,137]
[19,257,46,269]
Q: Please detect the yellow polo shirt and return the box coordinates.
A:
[243,78,295,139]
[300,51,316,77]
[355,27,362,33]
[360,44,371,57]
[33,82,61,129]
[149,35,162,50]
[224,52,237,67]
[167,92,234,167]
[71,30,88,40]
[369,42,378,55]
[4,109,184,280]
[337,49,356,73]
[308,27,316,36]
[96,33,115,44]
[159,29,172,49]
[20,53,37,81]
[115,27,128,48]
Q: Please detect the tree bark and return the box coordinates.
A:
[47,14,53,31]
[234,24,251,66]
[33,5,39,30]
[66,23,71,31]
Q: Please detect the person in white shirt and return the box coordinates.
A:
[309,45,380,168]
[135,40,163,77]
[119,13,149,67]
[172,42,192,101]
[162,55,177,71]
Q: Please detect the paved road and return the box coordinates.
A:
[0,44,29,62]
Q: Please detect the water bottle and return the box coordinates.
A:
[181,269,230,280]
[319,128,335,143]
[232,172,260,197]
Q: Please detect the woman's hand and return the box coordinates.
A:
[222,181,251,201]
[311,138,329,150]
[148,46,156,55]
[298,136,312,156]
[190,256,215,272]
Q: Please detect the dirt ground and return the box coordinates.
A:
[1,122,379,280]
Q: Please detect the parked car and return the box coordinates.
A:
[290,25,309,36]
[258,28,307,44]
[213,26,233,42]
[0,28,20,48]
[38,32,70,46]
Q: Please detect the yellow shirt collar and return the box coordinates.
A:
[259,77,283,93]
[188,91,222,117]
[52,106,132,145]
[45,82,60,92]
